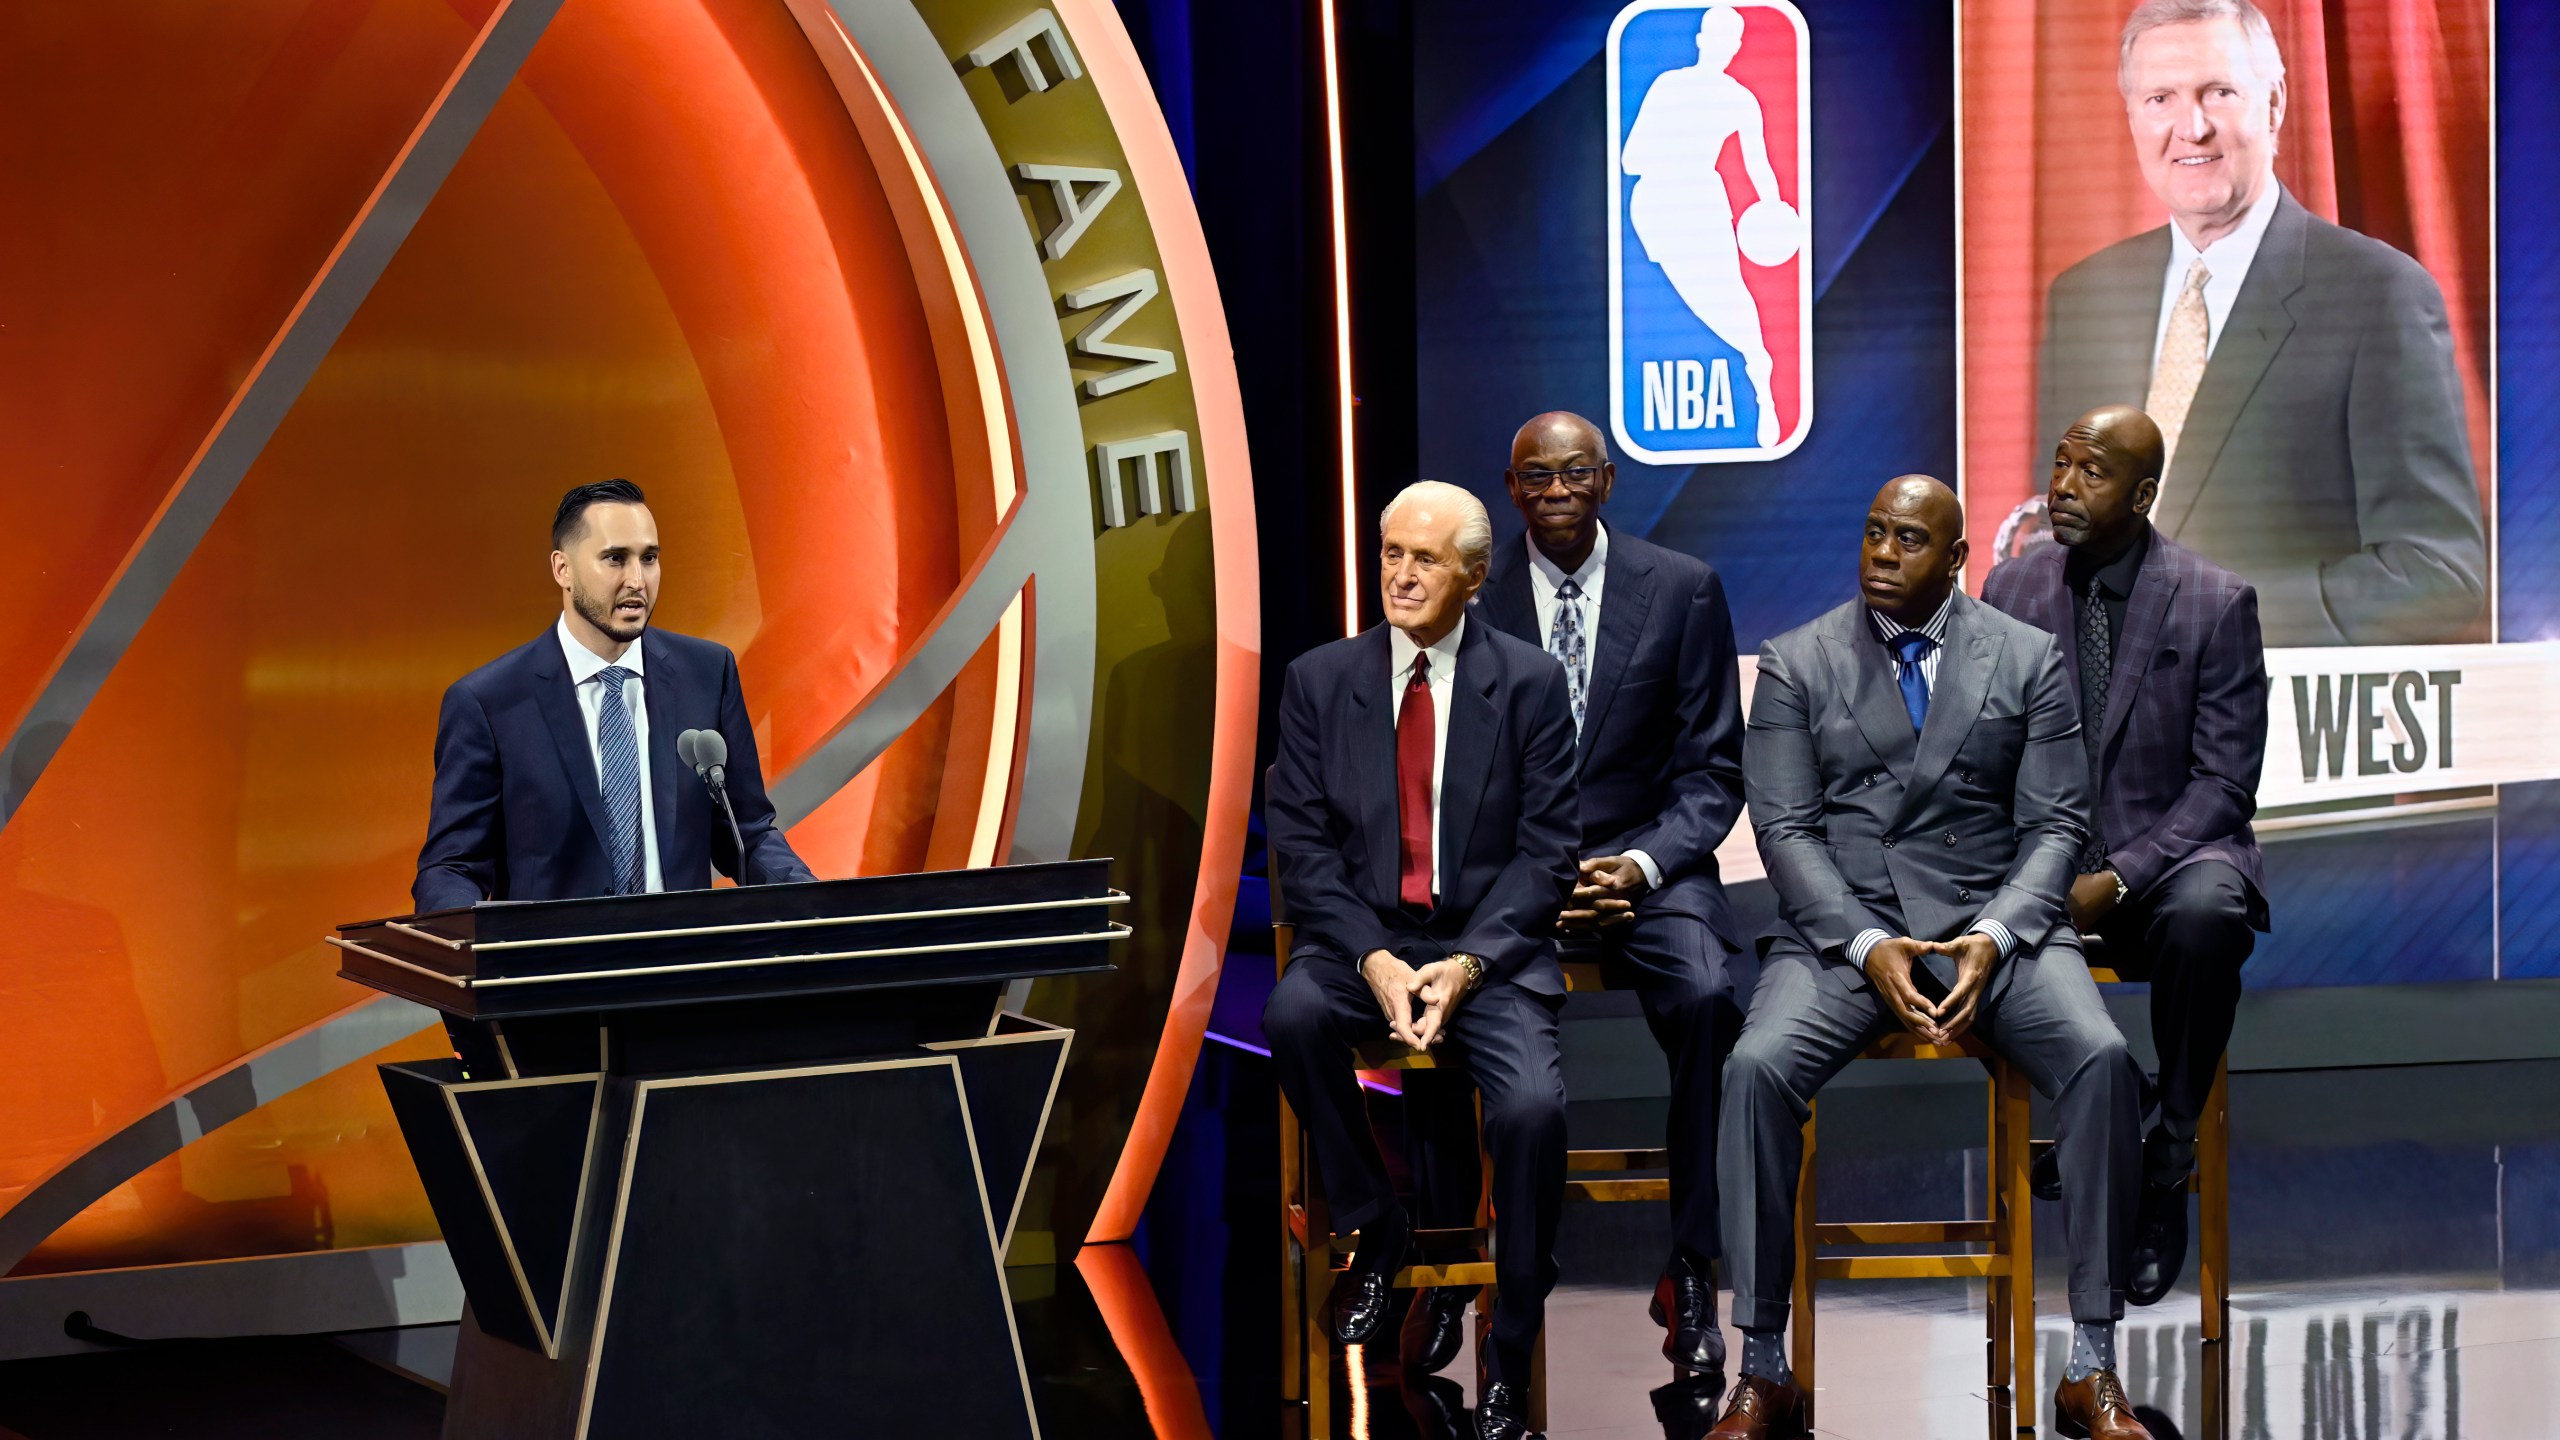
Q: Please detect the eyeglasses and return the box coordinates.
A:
[1512,466,1602,493]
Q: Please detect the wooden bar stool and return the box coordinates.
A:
[1275,911,1548,1437]
[1790,1029,2039,1436]
[2074,953,2234,1440]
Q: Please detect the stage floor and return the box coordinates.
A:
[1,1056,2554,1439]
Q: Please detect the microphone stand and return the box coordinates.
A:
[705,765,751,885]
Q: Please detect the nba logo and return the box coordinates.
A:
[1607,1,1811,464]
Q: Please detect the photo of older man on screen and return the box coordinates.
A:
[2032,0,2486,648]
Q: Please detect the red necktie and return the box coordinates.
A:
[1397,653,1436,910]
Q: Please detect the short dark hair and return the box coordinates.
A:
[552,479,648,551]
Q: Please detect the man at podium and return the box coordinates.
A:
[414,480,813,1067]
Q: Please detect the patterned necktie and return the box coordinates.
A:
[1395,653,1436,910]
[2076,575,2113,872]
[2146,258,2212,483]
[594,665,646,895]
[1549,578,1588,734]
[1890,631,1933,732]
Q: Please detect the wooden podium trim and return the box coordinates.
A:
[467,889,1129,953]
[472,923,1132,989]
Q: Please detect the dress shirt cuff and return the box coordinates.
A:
[1624,850,1664,891]
[1847,928,1892,966]
[1966,919,2017,959]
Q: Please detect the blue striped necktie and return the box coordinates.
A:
[1891,632,1933,732]
[594,665,646,894]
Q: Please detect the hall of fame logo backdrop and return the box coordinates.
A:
[0,0,1252,1295]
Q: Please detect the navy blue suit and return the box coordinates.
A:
[414,625,812,913]
[1262,618,1577,1381]
[1459,529,1752,1268]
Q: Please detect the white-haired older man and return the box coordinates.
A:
[2033,0,2484,646]
[1264,480,1579,1440]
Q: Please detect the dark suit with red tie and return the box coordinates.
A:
[1263,616,1579,1381]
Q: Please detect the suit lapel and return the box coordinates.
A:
[1348,627,1402,909]
[1896,596,2001,829]
[530,630,613,850]
[2100,537,2179,754]
[641,631,682,871]
[2160,197,2306,537]
[2098,230,2173,413]
[1822,607,1916,774]
[1477,545,1538,646]
[1575,543,1654,765]
[1437,624,1502,907]
[2026,548,2083,697]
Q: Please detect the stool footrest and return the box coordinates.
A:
[1814,1220,1996,1245]
[1813,1254,2006,1280]
[1567,1148,1670,1171]
[1396,1262,1497,1289]
[1567,1178,1669,1202]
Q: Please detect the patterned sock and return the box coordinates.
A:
[1739,1327,1792,1385]
[2066,1321,2116,1381]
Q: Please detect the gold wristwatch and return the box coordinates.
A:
[1452,952,1485,989]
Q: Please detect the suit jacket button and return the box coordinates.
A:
[1959,887,1973,901]
[1883,838,1896,849]
[1961,770,1976,784]
[1944,832,1958,846]
[1863,774,1876,787]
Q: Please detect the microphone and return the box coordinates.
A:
[677,728,750,884]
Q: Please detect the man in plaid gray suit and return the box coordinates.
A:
[1984,403,2270,1310]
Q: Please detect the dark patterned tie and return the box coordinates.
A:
[1549,579,1588,734]
[2076,576,2112,872]
[595,666,647,894]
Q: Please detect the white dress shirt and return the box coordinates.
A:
[1848,591,2013,964]
[557,616,664,893]
[1387,615,1465,897]
[1523,524,1662,891]
[2152,179,2284,370]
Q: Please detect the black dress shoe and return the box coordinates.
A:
[1402,1285,1470,1373]
[1474,1379,1530,1440]
[2126,1176,2189,1306]
[1399,1374,1470,1440]
[1651,1371,1729,1440]
[1331,1214,1411,1345]
[2031,1140,2063,1203]
[1649,1254,1726,1374]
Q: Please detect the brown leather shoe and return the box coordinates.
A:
[1702,1373,1808,1439]
[2054,1368,2154,1440]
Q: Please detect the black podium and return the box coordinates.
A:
[331,860,1124,1440]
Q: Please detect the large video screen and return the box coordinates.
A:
[1414,0,2553,986]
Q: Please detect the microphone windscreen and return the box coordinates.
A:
[695,729,729,769]
[676,729,702,769]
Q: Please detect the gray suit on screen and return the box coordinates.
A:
[1719,591,2143,1330]
[2038,190,2486,646]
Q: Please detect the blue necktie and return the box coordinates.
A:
[594,665,646,894]
[1891,631,1934,732]
[1549,578,1588,734]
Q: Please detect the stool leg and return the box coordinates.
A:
[1305,1127,1336,1440]
[1281,1093,1305,1407]
[2200,1058,2232,1440]
[1986,1077,2011,1403]
[2005,1061,2036,1437]
[1792,1103,1817,1426]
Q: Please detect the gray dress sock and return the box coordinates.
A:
[1739,1327,1792,1386]
[2066,1320,2116,1381]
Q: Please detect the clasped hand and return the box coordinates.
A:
[1862,932,2001,1046]
[1558,855,1647,932]
[1360,951,1476,1049]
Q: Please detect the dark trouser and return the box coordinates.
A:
[2097,859,2258,1170]
[1407,879,1750,1267]
[1264,957,1566,1383]
[1719,931,2144,1329]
